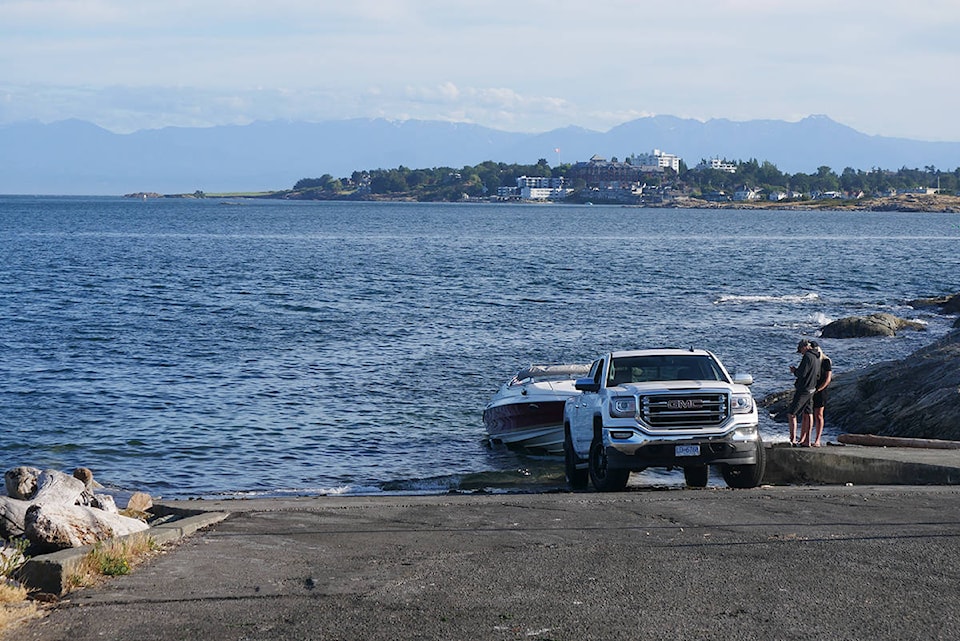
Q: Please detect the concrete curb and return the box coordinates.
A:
[19,507,230,595]
[764,443,960,485]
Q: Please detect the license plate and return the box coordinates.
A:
[676,445,701,457]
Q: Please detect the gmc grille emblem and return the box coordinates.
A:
[667,399,703,410]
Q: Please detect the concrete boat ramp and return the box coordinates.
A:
[13,442,960,641]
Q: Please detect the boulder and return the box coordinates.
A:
[908,293,960,314]
[125,491,153,513]
[820,312,925,338]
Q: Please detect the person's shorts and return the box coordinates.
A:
[787,390,815,416]
[813,389,828,409]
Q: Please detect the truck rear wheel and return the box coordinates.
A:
[588,439,629,492]
[564,430,588,490]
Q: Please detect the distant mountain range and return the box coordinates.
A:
[2,115,959,195]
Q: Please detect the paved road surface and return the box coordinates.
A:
[16,486,960,641]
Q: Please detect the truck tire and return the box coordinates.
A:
[564,430,588,489]
[683,465,709,488]
[721,439,766,489]
[588,439,629,492]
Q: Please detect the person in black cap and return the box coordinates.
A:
[786,339,820,446]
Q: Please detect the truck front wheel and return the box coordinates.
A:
[721,440,766,489]
[683,465,709,488]
[588,439,629,492]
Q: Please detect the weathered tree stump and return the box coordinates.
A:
[4,466,42,500]
[1,468,148,551]
[24,502,149,553]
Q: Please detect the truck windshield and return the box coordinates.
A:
[607,355,726,386]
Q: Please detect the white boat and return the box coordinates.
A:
[483,364,591,455]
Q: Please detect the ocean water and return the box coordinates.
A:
[1,196,958,498]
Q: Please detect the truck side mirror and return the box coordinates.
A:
[574,377,600,393]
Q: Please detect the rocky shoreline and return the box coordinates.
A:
[822,328,960,440]
[762,295,960,441]
[667,193,960,213]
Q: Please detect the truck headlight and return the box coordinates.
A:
[731,393,754,414]
[610,396,637,418]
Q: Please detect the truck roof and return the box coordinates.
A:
[608,348,713,359]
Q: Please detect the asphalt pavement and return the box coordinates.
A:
[13,485,960,641]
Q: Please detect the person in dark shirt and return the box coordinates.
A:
[809,340,833,447]
[786,339,820,446]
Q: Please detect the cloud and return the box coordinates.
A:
[1,1,959,140]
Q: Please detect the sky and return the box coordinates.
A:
[2,0,959,141]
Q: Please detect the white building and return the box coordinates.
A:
[702,158,737,173]
[629,149,681,172]
[734,187,761,201]
[516,176,564,189]
[514,175,571,200]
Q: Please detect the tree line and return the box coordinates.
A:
[287,158,960,201]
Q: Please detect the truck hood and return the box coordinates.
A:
[614,381,746,394]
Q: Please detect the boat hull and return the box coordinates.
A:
[483,400,564,454]
[483,364,589,456]
[483,399,568,455]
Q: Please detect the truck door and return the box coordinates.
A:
[571,357,605,455]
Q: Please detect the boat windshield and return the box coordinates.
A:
[513,364,591,384]
[607,355,726,386]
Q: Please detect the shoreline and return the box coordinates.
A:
[126,191,960,213]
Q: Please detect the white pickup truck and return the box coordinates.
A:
[563,348,764,491]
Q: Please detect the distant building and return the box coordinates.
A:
[628,149,682,172]
[515,176,565,189]
[567,155,643,189]
[702,190,730,202]
[698,158,737,174]
[513,175,571,201]
[734,187,762,201]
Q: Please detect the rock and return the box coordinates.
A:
[125,491,153,513]
[954,316,960,329]
[908,293,960,314]
[73,467,94,488]
[820,312,926,338]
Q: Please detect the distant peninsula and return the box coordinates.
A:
[128,155,960,212]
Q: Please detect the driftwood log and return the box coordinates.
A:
[1,468,148,552]
[838,433,960,450]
